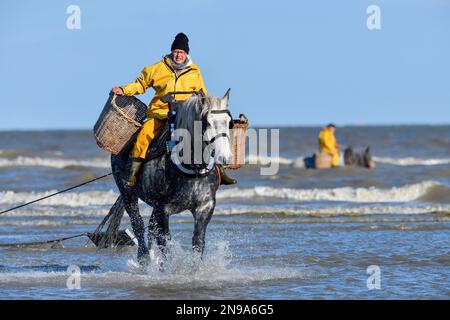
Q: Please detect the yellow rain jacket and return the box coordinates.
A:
[120,55,207,159]
[121,55,208,120]
[318,127,340,166]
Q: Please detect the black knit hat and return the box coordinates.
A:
[171,33,189,54]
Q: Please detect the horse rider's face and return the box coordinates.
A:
[172,49,188,64]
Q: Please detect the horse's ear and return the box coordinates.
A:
[222,88,231,105]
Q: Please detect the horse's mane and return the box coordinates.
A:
[175,95,209,135]
[173,95,227,165]
[344,147,371,166]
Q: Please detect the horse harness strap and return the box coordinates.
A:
[204,109,233,146]
[159,92,233,177]
[209,109,234,128]
[204,132,229,146]
[169,157,215,177]
[215,165,222,186]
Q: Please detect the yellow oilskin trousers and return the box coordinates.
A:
[132,118,166,159]
[318,127,340,167]
[120,55,208,159]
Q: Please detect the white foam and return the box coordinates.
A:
[213,204,450,216]
[0,202,448,224]
[0,240,305,288]
[0,181,444,212]
[0,218,101,226]
[0,265,305,288]
[246,154,293,165]
[291,156,306,168]
[216,181,442,203]
[0,189,119,207]
[247,155,450,167]
[1,154,448,169]
[0,156,109,168]
[373,156,450,166]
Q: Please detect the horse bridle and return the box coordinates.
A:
[202,109,233,147]
[170,100,233,176]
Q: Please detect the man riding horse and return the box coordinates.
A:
[318,123,342,167]
[111,33,236,188]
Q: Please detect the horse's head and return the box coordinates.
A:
[363,146,376,169]
[201,89,233,166]
[344,146,376,169]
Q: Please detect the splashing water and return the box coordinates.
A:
[124,238,305,288]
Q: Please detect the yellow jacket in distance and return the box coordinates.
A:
[318,127,340,166]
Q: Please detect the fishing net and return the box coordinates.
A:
[88,196,135,248]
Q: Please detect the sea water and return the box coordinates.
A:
[0,126,449,299]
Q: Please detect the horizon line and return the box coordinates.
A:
[1,122,450,132]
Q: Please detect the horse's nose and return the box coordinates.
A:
[217,155,225,165]
[223,155,232,165]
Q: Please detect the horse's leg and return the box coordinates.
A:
[123,192,148,265]
[192,201,215,256]
[147,212,157,252]
[150,206,171,254]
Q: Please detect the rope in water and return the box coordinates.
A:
[0,173,112,215]
[0,233,88,248]
[0,172,133,248]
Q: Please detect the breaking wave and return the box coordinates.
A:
[1,181,448,217]
[0,190,119,207]
[213,204,450,216]
[1,154,449,169]
[246,155,450,167]
[216,181,447,203]
[246,154,293,165]
[373,157,450,166]
[0,204,448,223]
[0,156,109,169]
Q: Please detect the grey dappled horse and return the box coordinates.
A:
[111,91,233,265]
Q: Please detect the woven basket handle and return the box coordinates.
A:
[110,94,142,128]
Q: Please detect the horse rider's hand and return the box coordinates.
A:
[111,87,124,95]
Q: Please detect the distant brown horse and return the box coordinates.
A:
[343,146,376,168]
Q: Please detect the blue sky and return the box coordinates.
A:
[1,0,449,129]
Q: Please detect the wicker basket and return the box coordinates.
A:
[314,151,333,169]
[228,120,249,169]
[93,94,148,155]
